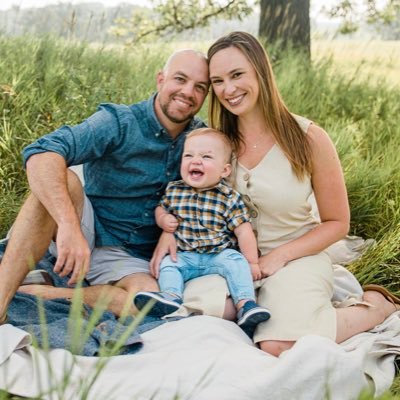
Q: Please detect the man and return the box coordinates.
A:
[0,49,209,323]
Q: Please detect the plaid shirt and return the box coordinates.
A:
[159,180,250,253]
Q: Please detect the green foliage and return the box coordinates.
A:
[0,35,170,233]
[0,35,400,398]
[327,0,400,35]
[110,0,253,44]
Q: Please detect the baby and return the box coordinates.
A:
[134,128,270,336]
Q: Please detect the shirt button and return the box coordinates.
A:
[144,212,149,217]
[166,171,170,176]
[156,191,160,196]
[171,144,175,149]
[243,173,250,181]
[250,210,258,218]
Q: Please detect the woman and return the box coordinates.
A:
[206,31,399,356]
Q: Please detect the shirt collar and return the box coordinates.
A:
[146,92,164,134]
[147,92,202,139]
[174,179,232,196]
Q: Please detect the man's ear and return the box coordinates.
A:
[156,71,165,90]
[221,163,232,178]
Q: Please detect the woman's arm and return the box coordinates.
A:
[234,222,262,280]
[260,124,350,277]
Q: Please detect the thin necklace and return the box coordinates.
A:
[248,135,266,150]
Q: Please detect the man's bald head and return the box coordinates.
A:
[154,49,209,137]
[162,49,208,74]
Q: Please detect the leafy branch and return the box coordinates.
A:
[110,0,253,44]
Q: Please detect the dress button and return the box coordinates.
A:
[243,173,250,181]
[250,210,258,218]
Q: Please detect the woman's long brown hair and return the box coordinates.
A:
[208,31,312,180]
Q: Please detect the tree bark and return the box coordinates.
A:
[258,0,310,58]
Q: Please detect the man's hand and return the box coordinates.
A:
[53,223,91,286]
[150,232,177,279]
[249,263,262,281]
[158,213,179,233]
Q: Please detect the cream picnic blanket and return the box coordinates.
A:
[1,236,399,400]
[1,310,400,400]
[1,173,399,399]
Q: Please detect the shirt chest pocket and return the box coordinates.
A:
[199,210,226,232]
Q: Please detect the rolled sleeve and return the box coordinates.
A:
[22,104,128,167]
[226,195,250,231]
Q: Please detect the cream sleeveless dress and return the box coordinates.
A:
[235,116,336,342]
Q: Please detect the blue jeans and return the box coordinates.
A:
[158,249,255,305]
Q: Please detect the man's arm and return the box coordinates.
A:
[234,222,262,281]
[26,152,90,285]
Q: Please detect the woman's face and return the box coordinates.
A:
[209,46,260,118]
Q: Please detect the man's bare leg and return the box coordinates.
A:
[0,170,84,319]
[0,192,60,319]
[0,170,157,320]
[19,272,159,317]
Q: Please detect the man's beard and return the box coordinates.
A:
[160,97,195,124]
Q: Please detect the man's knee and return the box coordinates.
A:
[116,273,159,293]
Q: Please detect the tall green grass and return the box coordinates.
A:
[0,35,399,398]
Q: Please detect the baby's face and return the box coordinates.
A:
[180,133,231,190]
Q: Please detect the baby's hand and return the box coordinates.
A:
[250,263,262,281]
[159,214,179,233]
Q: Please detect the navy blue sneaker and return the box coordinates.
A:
[134,291,183,317]
[237,300,271,338]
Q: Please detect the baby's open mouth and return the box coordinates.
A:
[189,169,204,178]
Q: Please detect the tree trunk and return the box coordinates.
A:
[258,0,310,58]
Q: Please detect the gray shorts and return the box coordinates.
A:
[49,194,150,285]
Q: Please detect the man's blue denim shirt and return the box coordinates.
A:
[22,93,205,260]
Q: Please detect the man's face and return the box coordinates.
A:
[156,51,209,129]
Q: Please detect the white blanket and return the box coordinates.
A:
[1,312,399,400]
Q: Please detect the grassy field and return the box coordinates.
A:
[0,35,400,399]
[312,39,400,87]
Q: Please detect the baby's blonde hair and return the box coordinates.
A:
[185,127,232,163]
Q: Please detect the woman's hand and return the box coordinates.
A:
[259,248,288,277]
[249,263,263,281]
[150,232,177,278]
